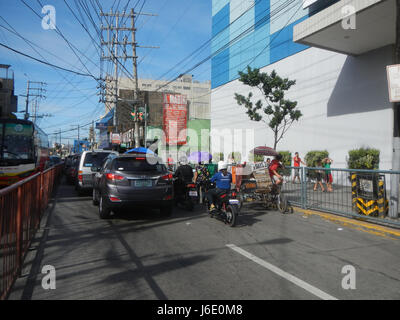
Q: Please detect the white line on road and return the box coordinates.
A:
[226,244,338,300]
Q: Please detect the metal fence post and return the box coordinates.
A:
[303,167,308,209]
[16,186,22,277]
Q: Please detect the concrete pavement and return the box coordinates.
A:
[7,177,400,300]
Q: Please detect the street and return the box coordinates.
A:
[8,177,400,300]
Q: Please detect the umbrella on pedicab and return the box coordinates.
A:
[125,147,155,155]
[250,146,279,157]
[187,151,212,163]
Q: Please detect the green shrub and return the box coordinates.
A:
[305,150,329,167]
[248,153,264,162]
[230,151,242,163]
[278,151,291,176]
[212,152,224,162]
[347,148,380,169]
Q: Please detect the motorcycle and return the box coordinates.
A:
[204,181,240,227]
[174,178,198,211]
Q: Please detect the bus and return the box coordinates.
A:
[0,118,49,188]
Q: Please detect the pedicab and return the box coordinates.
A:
[233,147,291,213]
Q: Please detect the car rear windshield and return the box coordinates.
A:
[113,158,166,172]
[83,152,111,167]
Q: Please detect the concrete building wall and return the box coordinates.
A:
[211,45,394,170]
[118,76,211,120]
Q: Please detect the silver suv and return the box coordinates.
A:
[75,149,118,195]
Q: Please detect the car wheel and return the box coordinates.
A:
[160,205,173,217]
[99,195,111,219]
[92,188,99,206]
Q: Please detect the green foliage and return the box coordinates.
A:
[347,148,380,169]
[212,152,224,162]
[234,67,302,149]
[248,153,264,162]
[229,152,242,163]
[278,151,291,176]
[305,151,329,167]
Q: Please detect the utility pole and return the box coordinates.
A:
[100,9,157,148]
[23,81,46,120]
[71,125,80,153]
[389,0,400,219]
[131,8,140,148]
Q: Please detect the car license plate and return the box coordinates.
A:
[189,191,198,197]
[134,180,152,187]
[229,199,239,205]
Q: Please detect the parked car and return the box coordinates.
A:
[75,150,118,195]
[92,153,174,219]
[66,154,81,184]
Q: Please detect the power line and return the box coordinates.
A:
[0,41,98,79]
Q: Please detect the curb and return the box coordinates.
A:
[293,207,400,239]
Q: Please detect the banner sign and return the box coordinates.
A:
[387,64,400,102]
[111,133,121,144]
[163,93,187,145]
[96,122,107,129]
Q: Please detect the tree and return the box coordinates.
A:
[234,66,302,150]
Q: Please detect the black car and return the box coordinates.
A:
[92,153,174,219]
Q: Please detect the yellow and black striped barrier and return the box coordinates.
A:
[351,173,388,217]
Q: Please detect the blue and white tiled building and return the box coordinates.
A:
[210,0,396,169]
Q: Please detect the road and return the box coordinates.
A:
[7,177,400,300]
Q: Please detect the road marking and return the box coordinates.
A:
[226,244,338,300]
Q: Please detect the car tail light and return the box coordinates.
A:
[232,191,237,197]
[187,183,196,188]
[109,196,121,202]
[78,171,83,181]
[158,173,173,185]
[106,173,125,181]
[161,173,173,181]
[164,195,173,201]
[135,157,146,160]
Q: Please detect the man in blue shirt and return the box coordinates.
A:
[205,162,232,211]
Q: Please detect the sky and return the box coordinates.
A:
[0,0,212,145]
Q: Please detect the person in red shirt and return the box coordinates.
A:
[268,154,283,186]
[292,152,305,183]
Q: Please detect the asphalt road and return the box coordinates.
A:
[8,177,400,300]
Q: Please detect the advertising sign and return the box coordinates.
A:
[163,93,187,145]
[111,133,121,144]
[387,64,400,102]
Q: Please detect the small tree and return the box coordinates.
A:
[234,67,302,150]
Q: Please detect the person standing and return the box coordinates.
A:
[313,161,325,192]
[322,157,333,192]
[292,152,305,183]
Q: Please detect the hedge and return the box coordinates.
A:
[347,147,380,169]
[305,150,329,167]
[278,151,291,176]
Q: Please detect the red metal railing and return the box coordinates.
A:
[0,164,63,300]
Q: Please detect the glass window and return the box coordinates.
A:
[113,158,166,172]
[3,123,34,160]
[83,152,112,167]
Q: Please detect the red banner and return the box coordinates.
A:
[163,93,187,145]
